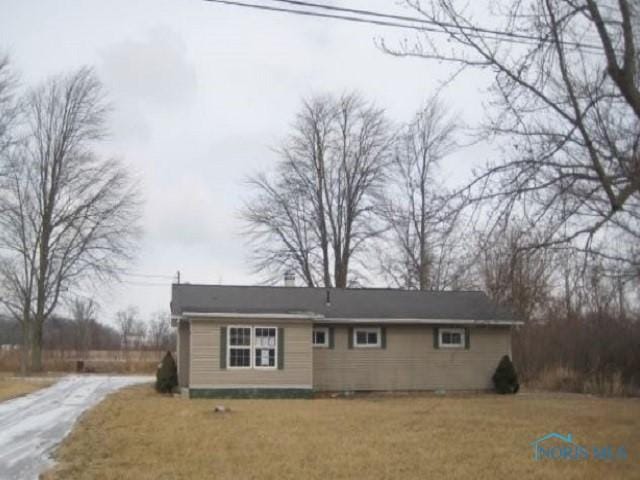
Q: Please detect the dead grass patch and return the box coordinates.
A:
[0,375,56,401]
[45,386,640,480]
[528,366,639,396]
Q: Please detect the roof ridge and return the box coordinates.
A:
[172,283,486,294]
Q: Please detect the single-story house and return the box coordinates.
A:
[170,283,521,398]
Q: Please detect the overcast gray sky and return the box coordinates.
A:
[2,0,494,326]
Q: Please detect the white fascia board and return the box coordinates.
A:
[313,318,523,326]
[181,312,323,320]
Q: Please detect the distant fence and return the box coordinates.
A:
[0,349,169,373]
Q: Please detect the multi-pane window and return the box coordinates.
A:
[254,327,277,368]
[312,327,329,347]
[227,326,277,369]
[353,327,381,347]
[228,327,251,367]
[439,328,464,348]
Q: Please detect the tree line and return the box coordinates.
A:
[243,0,640,391]
[0,304,175,353]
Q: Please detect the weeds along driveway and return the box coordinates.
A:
[0,374,152,480]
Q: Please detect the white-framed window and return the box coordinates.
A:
[254,326,277,369]
[227,326,278,369]
[439,328,465,348]
[228,326,252,368]
[312,327,329,347]
[353,327,381,348]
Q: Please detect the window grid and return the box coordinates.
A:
[254,327,277,369]
[227,326,278,369]
[312,327,329,347]
[353,327,381,348]
[228,326,252,368]
[439,328,465,348]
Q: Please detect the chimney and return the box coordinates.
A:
[284,270,295,287]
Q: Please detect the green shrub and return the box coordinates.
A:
[492,355,520,394]
[155,351,178,394]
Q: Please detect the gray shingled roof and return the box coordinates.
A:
[171,284,515,322]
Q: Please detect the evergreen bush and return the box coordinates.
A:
[155,351,178,394]
[492,355,520,394]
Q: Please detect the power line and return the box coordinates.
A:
[204,0,603,52]
[271,0,560,44]
[206,0,442,34]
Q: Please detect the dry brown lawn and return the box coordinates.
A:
[46,386,639,480]
[0,375,55,401]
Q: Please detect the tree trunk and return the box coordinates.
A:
[33,194,52,373]
[315,156,332,288]
[20,320,30,375]
[335,263,347,288]
[30,320,43,372]
[418,163,430,291]
[335,236,350,288]
[83,320,91,359]
[333,239,345,287]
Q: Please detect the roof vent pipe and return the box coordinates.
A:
[284,270,295,287]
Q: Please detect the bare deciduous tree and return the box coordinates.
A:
[0,54,18,162]
[478,223,555,322]
[68,296,97,356]
[115,306,145,350]
[0,67,141,371]
[378,96,468,290]
[244,169,320,287]
[243,92,393,287]
[147,311,172,350]
[384,1,640,277]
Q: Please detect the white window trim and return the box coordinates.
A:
[226,325,278,370]
[227,325,253,370]
[353,327,381,348]
[253,325,278,370]
[439,327,465,349]
[312,327,329,348]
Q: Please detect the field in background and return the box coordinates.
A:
[0,350,166,374]
[526,366,639,397]
[0,375,56,401]
[45,385,639,480]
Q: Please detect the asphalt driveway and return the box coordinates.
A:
[0,374,151,480]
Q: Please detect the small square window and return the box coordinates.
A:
[439,328,465,348]
[354,328,381,348]
[313,327,329,347]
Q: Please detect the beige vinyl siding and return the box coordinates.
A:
[177,321,190,388]
[190,319,312,388]
[313,325,511,391]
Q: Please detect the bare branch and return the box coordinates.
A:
[0,67,142,371]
